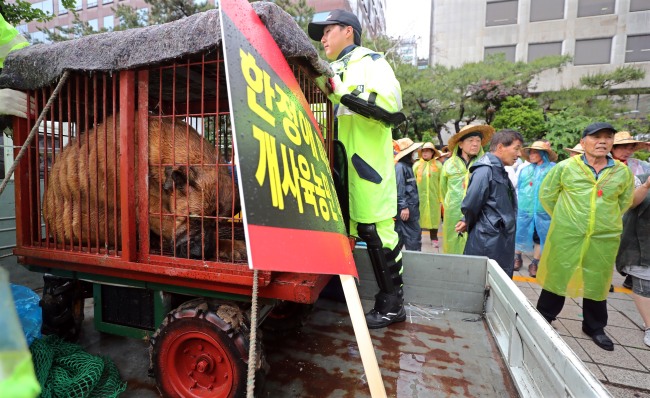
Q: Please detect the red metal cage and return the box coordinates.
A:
[13,48,334,303]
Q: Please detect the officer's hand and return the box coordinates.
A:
[454,221,467,234]
[400,208,409,221]
[0,88,30,118]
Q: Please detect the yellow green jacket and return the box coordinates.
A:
[413,158,442,229]
[440,147,484,254]
[537,156,634,301]
[328,46,402,224]
[0,14,28,69]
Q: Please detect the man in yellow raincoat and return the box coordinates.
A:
[440,125,494,254]
[536,122,634,351]
[414,142,442,247]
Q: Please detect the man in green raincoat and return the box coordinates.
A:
[308,10,405,328]
[536,122,634,351]
[414,142,442,247]
[440,125,494,254]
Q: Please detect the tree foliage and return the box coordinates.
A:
[273,0,314,33]
[1,0,76,25]
[491,96,546,143]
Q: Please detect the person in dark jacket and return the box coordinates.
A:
[455,129,523,278]
[616,173,650,347]
[394,138,423,251]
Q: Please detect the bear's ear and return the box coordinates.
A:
[163,166,199,193]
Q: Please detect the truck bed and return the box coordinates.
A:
[74,296,517,397]
[263,298,518,397]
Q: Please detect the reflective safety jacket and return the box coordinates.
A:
[440,147,484,254]
[328,46,402,224]
[515,161,555,252]
[0,14,28,69]
[413,158,442,229]
[537,156,634,301]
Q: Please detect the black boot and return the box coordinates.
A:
[365,290,406,329]
[623,275,633,290]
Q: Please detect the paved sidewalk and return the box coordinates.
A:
[421,235,650,398]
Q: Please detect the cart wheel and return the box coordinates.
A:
[262,301,313,333]
[40,275,86,342]
[151,299,267,398]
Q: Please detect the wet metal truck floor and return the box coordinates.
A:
[71,250,610,397]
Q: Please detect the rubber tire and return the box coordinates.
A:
[40,276,85,342]
[151,298,266,398]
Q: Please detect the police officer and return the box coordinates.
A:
[308,10,405,328]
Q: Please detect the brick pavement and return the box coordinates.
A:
[421,233,650,398]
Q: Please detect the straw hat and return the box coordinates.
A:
[522,140,558,162]
[394,138,422,161]
[419,142,441,158]
[437,145,451,158]
[564,143,584,155]
[613,131,643,148]
[447,124,495,150]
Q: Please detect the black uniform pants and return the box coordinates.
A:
[536,289,608,334]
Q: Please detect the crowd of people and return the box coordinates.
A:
[310,10,650,349]
[393,122,650,351]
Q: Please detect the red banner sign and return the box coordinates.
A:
[219,0,356,276]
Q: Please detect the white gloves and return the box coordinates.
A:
[0,88,30,118]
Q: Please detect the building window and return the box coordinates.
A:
[485,45,516,62]
[577,0,615,17]
[59,0,68,14]
[486,1,518,26]
[103,15,114,30]
[102,0,114,4]
[530,0,564,22]
[87,0,97,8]
[88,19,98,31]
[625,35,650,62]
[574,38,612,65]
[74,0,82,10]
[137,7,149,23]
[630,0,650,12]
[528,42,562,62]
[29,31,49,44]
[16,24,28,35]
[32,0,54,15]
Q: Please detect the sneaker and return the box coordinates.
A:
[431,240,439,249]
[365,306,406,329]
[514,256,522,271]
[623,275,633,290]
[529,261,538,278]
[644,328,650,348]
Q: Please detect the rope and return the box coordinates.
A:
[0,70,71,198]
[246,268,259,398]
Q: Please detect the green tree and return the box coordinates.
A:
[543,108,593,161]
[273,0,314,33]
[1,0,76,25]
[491,95,545,142]
[147,0,213,25]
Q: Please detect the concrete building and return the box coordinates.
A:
[429,0,650,112]
[18,1,386,42]
[17,0,151,42]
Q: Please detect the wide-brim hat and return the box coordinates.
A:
[522,140,558,162]
[447,124,495,151]
[308,9,362,45]
[564,143,584,154]
[419,142,441,158]
[613,131,643,150]
[436,145,451,159]
[394,138,422,161]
